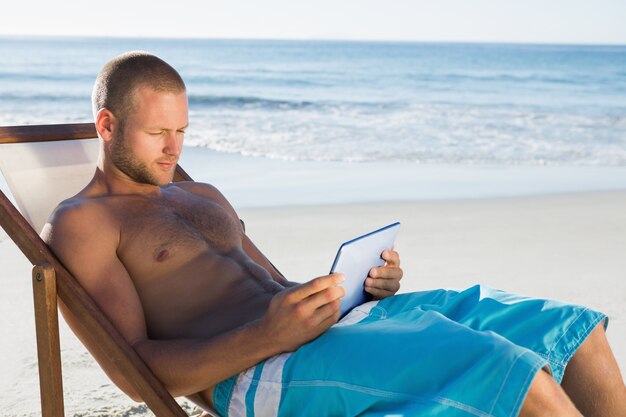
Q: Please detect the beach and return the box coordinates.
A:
[1,189,625,416]
[1,36,625,416]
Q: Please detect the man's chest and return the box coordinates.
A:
[113,194,243,275]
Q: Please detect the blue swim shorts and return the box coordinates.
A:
[213,285,607,417]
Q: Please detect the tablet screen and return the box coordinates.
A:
[330,222,400,317]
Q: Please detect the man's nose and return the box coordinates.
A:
[163,131,183,156]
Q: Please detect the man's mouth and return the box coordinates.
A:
[157,160,177,170]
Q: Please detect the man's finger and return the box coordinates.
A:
[295,296,342,331]
[289,274,345,300]
[369,265,403,280]
[311,298,342,327]
[364,286,396,299]
[291,285,344,324]
[381,249,400,266]
[303,285,345,310]
[365,276,401,293]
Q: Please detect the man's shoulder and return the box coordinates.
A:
[170,181,231,205]
[46,193,116,238]
[53,193,108,217]
[169,181,240,221]
[173,181,222,197]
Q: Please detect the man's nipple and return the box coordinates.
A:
[155,249,170,262]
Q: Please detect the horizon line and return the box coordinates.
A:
[1,33,625,48]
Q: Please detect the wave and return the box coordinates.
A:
[184,103,626,167]
[188,95,404,111]
[188,94,316,109]
[405,72,609,86]
[0,92,87,102]
[0,71,93,82]
[186,74,330,88]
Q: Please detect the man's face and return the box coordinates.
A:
[110,86,189,186]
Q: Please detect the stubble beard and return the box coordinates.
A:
[110,126,162,186]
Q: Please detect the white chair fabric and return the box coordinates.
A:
[0,138,99,233]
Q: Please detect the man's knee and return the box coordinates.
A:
[519,370,582,417]
[564,319,623,385]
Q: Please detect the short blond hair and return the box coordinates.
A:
[92,51,186,122]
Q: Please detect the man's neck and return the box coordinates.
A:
[89,166,165,197]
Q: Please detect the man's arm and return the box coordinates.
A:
[43,201,344,400]
[241,234,298,286]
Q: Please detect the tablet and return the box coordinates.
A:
[330,222,401,318]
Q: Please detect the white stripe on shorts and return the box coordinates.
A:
[228,300,378,416]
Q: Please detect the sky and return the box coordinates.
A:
[2,0,626,45]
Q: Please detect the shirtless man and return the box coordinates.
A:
[43,52,625,417]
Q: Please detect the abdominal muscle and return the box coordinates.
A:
[136,247,285,340]
[130,246,285,410]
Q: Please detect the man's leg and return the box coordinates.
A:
[380,286,617,415]
[560,322,626,417]
[274,297,563,417]
[520,370,581,417]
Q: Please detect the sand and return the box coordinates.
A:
[238,192,626,365]
[1,191,625,416]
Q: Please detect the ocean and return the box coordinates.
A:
[1,36,626,167]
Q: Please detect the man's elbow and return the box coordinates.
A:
[108,373,143,402]
[112,371,179,403]
[125,389,143,403]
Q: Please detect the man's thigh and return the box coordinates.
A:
[276,298,544,416]
[217,287,605,417]
[377,285,606,382]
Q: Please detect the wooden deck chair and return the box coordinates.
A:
[0,123,212,417]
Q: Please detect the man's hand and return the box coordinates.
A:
[365,249,403,299]
[261,274,346,353]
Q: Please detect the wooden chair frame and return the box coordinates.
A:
[0,123,192,417]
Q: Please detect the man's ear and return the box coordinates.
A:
[95,108,116,143]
